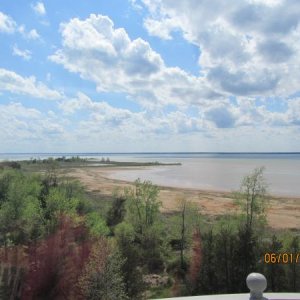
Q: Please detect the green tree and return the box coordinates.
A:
[115,223,145,299]
[125,179,160,235]
[234,167,269,232]
[233,225,258,292]
[0,172,12,206]
[79,240,128,300]
[167,199,201,274]
[231,167,268,292]
[176,199,201,271]
[0,170,43,245]
[213,220,239,293]
[86,212,110,237]
[124,179,165,272]
[42,187,79,232]
[196,230,217,294]
[106,196,126,228]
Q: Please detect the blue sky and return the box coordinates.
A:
[0,0,300,152]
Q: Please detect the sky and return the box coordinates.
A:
[1,0,300,153]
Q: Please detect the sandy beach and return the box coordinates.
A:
[64,167,300,230]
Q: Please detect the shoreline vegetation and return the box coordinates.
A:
[0,156,181,168]
[1,157,299,230]
[0,157,299,298]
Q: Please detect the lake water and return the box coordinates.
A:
[1,153,300,196]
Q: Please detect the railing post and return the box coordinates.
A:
[246,273,267,300]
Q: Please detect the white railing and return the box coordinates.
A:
[157,273,300,300]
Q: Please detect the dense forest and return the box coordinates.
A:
[0,161,299,299]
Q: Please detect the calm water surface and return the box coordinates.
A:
[103,153,300,197]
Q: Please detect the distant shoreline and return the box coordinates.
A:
[1,152,300,155]
[1,152,300,164]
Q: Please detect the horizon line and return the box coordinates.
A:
[1,152,300,155]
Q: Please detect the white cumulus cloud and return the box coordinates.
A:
[49,14,221,108]
[0,11,17,33]
[0,12,40,39]
[32,2,46,16]
[139,0,300,98]
[0,68,63,100]
[58,92,208,136]
[0,102,66,152]
[27,28,40,40]
[12,45,32,60]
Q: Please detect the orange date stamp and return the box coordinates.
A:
[264,253,300,264]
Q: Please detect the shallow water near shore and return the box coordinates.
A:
[102,153,300,197]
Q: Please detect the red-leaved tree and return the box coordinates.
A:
[21,215,92,300]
